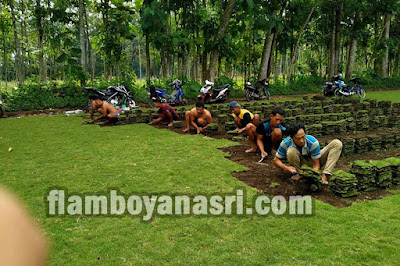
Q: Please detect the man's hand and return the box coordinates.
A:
[286,166,297,174]
[236,128,245,134]
[261,151,268,158]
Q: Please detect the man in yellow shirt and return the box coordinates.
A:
[229,101,260,153]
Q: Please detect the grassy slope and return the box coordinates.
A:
[0,115,400,265]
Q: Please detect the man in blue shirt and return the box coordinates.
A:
[256,107,286,162]
[274,123,342,184]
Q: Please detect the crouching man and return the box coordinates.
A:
[229,101,260,153]
[256,107,286,162]
[273,123,342,184]
[149,98,180,127]
[89,96,120,123]
[183,101,212,133]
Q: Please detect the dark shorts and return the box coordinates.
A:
[167,109,180,121]
[194,117,208,127]
[262,135,273,154]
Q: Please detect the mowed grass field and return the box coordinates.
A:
[1,91,400,265]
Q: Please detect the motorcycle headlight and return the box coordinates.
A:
[0,100,2,104]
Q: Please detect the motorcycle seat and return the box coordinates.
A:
[157,88,168,93]
[205,80,214,86]
[213,84,230,92]
[246,85,257,91]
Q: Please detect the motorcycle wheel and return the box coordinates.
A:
[357,88,366,99]
[245,90,253,101]
[334,88,341,96]
[125,98,137,108]
[265,90,271,100]
[222,91,229,103]
[179,95,187,106]
[148,99,155,108]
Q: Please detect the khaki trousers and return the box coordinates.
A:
[286,139,343,175]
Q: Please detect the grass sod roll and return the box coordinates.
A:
[350,160,377,191]
[206,123,219,135]
[370,160,393,189]
[329,170,358,198]
[298,166,322,192]
[385,157,400,185]
[340,137,356,156]
[225,121,236,131]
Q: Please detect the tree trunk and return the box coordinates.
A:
[19,0,27,79]
[334,4,343,73]
[345,11,361,79]
[34,0,47,82]
[145,33,151,84]
[258,30,275,80]
[267,32,277,78]
[328,8,337,78]
[288,5,316,81]
[207,0,236,82]
[79,0,87,74]
[201,51,208,82]
[381,13,390,78]
[9,0,23,84]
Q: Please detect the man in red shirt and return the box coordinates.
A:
[149,98,180,127]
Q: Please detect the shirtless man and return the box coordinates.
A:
[183,101,213,133]
[89,96,120,123]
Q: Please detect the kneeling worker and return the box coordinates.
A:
[149,98,180,127]
[89,96,120,123]
[229,101,260,153]
[183,101,213,133]
[256,107,286,162]
[273,123,342,184]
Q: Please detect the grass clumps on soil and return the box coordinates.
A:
[385,157,400,185]
[330,170,358,198]
[350,160,377,191]
[370,160,393,188]
[299,166,322,192]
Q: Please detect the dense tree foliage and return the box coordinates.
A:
[0,0,400,87]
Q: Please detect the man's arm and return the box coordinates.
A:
[190,112,200,131]
[273,156,297,174]
[93,105,107,121]
[257,134,267,157]
[89,101,97,118]
[312,159,320,171]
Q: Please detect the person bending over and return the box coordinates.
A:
[256,107,286,162]
[149,98,180,127]
[229,101,260,153]
[273,123,342,184]
[183,101,213,133]
[89,96,119,123]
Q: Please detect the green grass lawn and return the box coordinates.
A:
[1,114,400,264]
[365,89,400,103]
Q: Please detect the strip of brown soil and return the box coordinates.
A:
[220,142,400,208]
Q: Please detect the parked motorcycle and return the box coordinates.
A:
[146,79,187,108]
[85,84,137,109]
[335,77,366,99]
[197,80,230,104]
[322,75,340,96]
[322,76,365,99]
[244,78,271,101]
